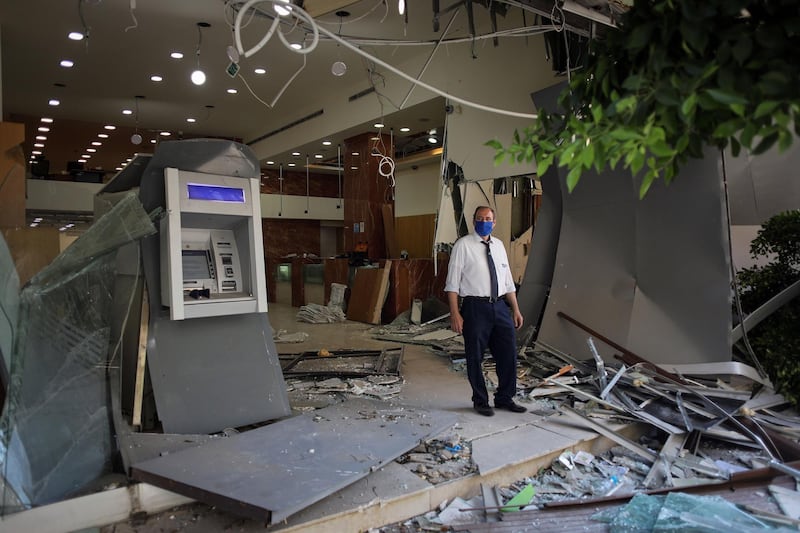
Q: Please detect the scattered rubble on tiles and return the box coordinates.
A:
[296,302,346,323]
[272,329,309,343]
[397,434,477,485]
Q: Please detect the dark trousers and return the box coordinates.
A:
[461,297,518,407]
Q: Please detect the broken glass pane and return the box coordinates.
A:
[0,194,155,511]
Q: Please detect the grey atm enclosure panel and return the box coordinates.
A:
[160,167,267,320]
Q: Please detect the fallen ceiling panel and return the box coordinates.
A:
[130,398,457,524]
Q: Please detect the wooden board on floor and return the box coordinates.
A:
[346,262,391,324]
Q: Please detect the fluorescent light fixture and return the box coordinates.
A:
[227,88,238,94]
[104,125,116,130]
[400,127,410,132]
[41,117,54,123]
[68,31,84,41]
[60,59,74,68]
[274,0,291,16]
[48,99,60,106]
[254,68,266,75]
[150,75,163,82]
[170,51,183,59]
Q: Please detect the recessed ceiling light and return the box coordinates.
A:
[274,0,291,16]
[186,118,196,123]
[266,160,275,165]
[322,140,332,146]
[98,133,109,138]
[122,109,133,115]
[227,88,238,94]
[33,217,43,222]
[291,151,301,156]
[370,136,380,141]
[350,166,358,170]
[31,150,42,155]
[81,154,91,158]
[91,141,102,146]
[41,117,54,123]
[352,152,359,156]
[288,163,296,167]
[115,167,123,171]
[400,127,410,132]
[38,127,50,132]
[29,223,38,228]
[86,148,97,153]
[159,131,171,136]
[428,136,438,144]
[34,143,45,148]
[60,59,74,68]
[35,135,47,141]
[68,31,84,41]
[170,51,183,59]
[150,139,157,144]
[150,75,163,82]
[104,125,116,130]
[374,123,384,128]
[254,68,266,75]
[314,154,323,159]
[48,99,60,106]
[290,43,302,50]
[126,158,133,162]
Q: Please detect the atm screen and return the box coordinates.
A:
[182,250,212,281]
[186,183,245,203]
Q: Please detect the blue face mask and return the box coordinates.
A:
[475,220,493,237]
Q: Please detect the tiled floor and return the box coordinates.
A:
[99,302,609,532]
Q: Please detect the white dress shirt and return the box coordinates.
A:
[445,232,516,297]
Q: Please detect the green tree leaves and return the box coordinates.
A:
[487,0,800,196]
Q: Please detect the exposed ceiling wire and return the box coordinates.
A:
[230,0,539,119]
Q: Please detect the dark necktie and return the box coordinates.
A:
[483,240,499,300]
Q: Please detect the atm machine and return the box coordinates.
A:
[159,167,267,320]
[120,139,291,435]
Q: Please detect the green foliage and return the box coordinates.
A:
[489,0,800,197]
[736,210,800,406]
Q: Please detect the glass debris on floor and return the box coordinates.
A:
[397,433,477,486]
[370,323,800,532]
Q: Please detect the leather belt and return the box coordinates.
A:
[463,295,504,303]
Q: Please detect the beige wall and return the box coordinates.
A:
[394,161,441,217]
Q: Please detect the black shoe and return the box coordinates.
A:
[473,404,495,416]
[495,401,526,413]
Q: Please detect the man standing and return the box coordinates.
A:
[445,206,526,416]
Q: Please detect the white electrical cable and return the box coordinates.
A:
[231,0,539,119]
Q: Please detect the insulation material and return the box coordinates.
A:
[0,195,155,509]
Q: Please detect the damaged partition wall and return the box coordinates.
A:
[518,84,731,366]
[0,195,156,509]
